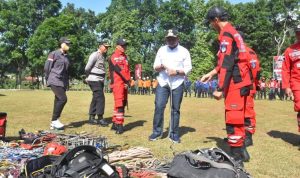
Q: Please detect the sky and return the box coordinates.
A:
[60,0,255,14]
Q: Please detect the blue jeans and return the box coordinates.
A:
[152,83,184,137]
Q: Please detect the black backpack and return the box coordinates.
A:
[50,145,119,178]
[167,147,251,178]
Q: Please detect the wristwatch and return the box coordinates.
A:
[216,86,223,92]
[176,70,180,75]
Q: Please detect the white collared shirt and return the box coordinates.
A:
[153,44,192,90]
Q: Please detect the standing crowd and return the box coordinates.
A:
[43,5,300,166]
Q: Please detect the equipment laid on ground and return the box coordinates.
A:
[51,145,119,178]
[0,112,7,140]
[167,147,251,178]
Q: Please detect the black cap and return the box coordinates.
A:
[206,6,228,21]
[165,29,178,38]
[59,37,71,44]
[99,40,111,47]
[116,38,128,46]
[295,24,300,32]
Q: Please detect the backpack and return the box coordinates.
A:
[0,112,7,140]
[167,148,251,178]
[51,145,119,178]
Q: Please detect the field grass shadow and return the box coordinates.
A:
[162,126,196,138]
[124,120,147,131]
[205,137,230,153]
[0,94,6,96]
[267,130,299,147]
[66,117,114,128]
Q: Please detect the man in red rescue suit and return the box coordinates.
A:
[244,46,261,147]
[282,24,300,133]
[109,38,130,134]
[201,6,252,163]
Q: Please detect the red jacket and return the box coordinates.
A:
[282,42,300,90]
[109,48,130,87]
[215,23,252,91]
[247,47,261,94]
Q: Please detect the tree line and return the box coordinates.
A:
[0,0,299,88]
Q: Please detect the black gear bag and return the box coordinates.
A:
[167,147,251,178]
[51,145,119,178]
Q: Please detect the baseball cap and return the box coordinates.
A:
[116,38,128,46]
[59,37,71,44]
[165,29,178,38]
[295,24,300,32]
[99,40,111,47]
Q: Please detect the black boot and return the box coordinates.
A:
[115,124,124,134]
[88,115,98,125]
[244,131,253,147]
[111,123,117,130]
[230,147,244,166]
[97,115,109,127]
[241,145,250,162]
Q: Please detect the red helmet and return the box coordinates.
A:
[44,142,67,156]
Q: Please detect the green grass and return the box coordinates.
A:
[1,90,300,178]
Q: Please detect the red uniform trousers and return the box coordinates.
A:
[292,90,300,132]
[225,88,247,147]
[112,84,128,125]
[245,93,256,134]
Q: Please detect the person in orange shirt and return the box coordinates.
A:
[130,77,136,94]
[138,77,143,95]
[152,79,158,94]
[145,77,151,95]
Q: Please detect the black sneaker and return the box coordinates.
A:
[149,133,161,141]
[169,134,180,143]
[98,119,109,127]
[88,115,98,125]
[115,124,124,134]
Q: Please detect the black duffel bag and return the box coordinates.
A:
[167,147,251,178]
[51,145,119,178]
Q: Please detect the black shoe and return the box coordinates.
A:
[230,147,244,167]
[115,124,124,134]
[88,115,98,125]
[241,145,250,162]
[98,119,109,127]
[111,123,117,130]
[244,131,253,147]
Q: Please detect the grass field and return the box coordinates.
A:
[1,90,299,178]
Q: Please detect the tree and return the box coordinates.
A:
[0,0,61,88]
[189,0,215,81]
[27,3,99,82]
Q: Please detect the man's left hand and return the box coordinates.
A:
[213,91,222,100]
[167,69,177,76]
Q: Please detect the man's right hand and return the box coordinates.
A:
[285,88,294,100]
[201,73,212,83]
[154,64,165,72]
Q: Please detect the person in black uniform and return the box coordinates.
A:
[44,37,71,130]
[84,41,111,126]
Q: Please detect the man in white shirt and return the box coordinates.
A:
[149,29,192,143]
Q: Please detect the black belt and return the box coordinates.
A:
[90,72,105,78]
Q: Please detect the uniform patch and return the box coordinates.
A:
[289,50,300,61]
[250,59,257,69]
[220,41,229,53]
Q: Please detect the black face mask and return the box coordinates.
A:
[168,43,178,50]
